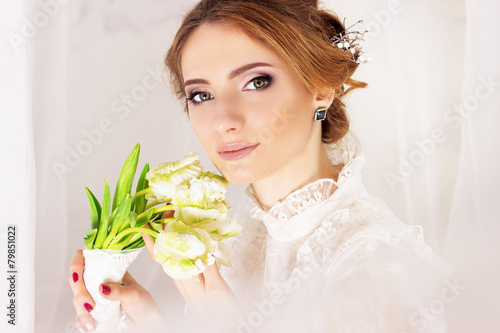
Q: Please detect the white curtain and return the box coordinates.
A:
[0,0,498,332]
[1,0,35,332]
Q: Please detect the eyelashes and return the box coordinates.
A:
[186,91,213,104]
[186,74,273,105]
[244,74,272,90]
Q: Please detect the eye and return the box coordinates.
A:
[187,91,213,104]
[244,75,272,90]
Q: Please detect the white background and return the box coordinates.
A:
[1,0,499,332]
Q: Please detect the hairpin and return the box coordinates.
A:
[330,18,371,64]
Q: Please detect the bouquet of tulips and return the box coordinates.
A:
[82,144,241,332]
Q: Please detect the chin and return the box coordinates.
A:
[215,162,259,185]
[219,170,255,185]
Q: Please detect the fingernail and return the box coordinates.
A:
[79,328,85,333]
[72,272,78,283]
[83,303,93,313]
[85,322,95,332]
[101,284,111,295]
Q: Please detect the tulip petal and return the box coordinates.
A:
[161,257,204,280]
[175,206,220,224]
[154,230,206,263]
[214,241,232,267]
[146,152,203,202]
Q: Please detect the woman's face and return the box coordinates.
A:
[181,23,326,185]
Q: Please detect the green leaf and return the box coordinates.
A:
[108,227,157,248]
[109,195,131,232]
[149,221,164,233]
[107,231,140,251]
[112,143,140,212]
[134,208,153,228]
[134,163,150,215]
[94,178,111,249]
[123,232,142,247]
[84,228,98,250]
[124,235,145,250]
[107,236,130,251]
[120,211,137,233]
[85,187,102,230]
[103,195,132,249]
[150,212,163,222]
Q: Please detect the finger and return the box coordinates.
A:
[202,262,228,290]
[72,296,96,332]
[75,314,96,333]
[72,293,94,316]
[142,232,156,261]
[202,262,238,309]
[99,280,141,304]
[68,250,95,312]
[161,206,174,219]
[98,275,164,325]
[121,271,139,286]
[69,250,85,292]
[173,275,207,313]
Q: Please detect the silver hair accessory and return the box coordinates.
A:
[331,18,371,64]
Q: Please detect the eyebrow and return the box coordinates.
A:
[183,62,272,88]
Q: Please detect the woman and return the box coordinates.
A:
[70,0,445,332]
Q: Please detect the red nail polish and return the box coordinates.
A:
[101,284,111,295]
[72,272,78,283]
[84,303,93,313]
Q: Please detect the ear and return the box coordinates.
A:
[313,89,335,110]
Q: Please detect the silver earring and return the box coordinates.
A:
[314,107,328,121]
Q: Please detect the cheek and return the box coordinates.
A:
[250,89,313,146]
[188,112,213,149]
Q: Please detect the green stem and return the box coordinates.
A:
[155,218,175,224]
[111,227,158,246]
[145,200,161,211]
[137,205,174,221]
[134,187,153,198]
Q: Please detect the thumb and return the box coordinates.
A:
[202,261,228,290]
[142,232,156,261]
[99,282,125,301]
[99,281,140,304]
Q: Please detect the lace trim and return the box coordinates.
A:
[245,179,338,221]
[245,155,366,222]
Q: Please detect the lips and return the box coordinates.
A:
[217,142,259,161]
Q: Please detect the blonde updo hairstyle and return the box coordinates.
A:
[166,0,367,151]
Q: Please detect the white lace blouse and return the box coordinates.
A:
[219,148,447,333]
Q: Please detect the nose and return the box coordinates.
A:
[212,97,244,135]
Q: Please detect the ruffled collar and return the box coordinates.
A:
[245,149,368,242]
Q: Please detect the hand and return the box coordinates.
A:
[142,210,239,318]
[68,250,166,332]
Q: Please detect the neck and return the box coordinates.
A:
[250,142,338,211]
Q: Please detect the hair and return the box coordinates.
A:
[165,0,367,153]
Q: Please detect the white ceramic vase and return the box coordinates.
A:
[83,247,143,332]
